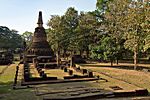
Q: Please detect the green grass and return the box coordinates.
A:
[0,63,39,100]
[0,64,16,83]
[44,69,68,79]
[1,62,150,99]
[0,64,16,94]
[0,82,13,94]
[0,65,8,73]
[80,64,150,91]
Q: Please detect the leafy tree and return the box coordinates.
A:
[47,15,64,58]
[0,26,23,50]
[47,15,63,65]
[99,0,149,69]
[47,7,79,58]
[47,15,70,58]
[103,0,128,64]
[21,31,33,46]
[91,34,122,66]
[62,7,79,54]
[96,0,111,14]
[91,0,125,64]
[76,12,97,57]
[141,3,150,52]
[122,1,150,69]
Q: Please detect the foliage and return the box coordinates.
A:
[96,0,112,14]
[142,4,150,51]
[76,12,97,55]
[122,1,150,69]
[91,0,125,62]
[90,35,123,65]
[21,31,33,46]
[46,1,149,65]
[62,7,79,51]
[0,26,23,50]
[47,7,79,57]
[47,15,63,51]
[123,1,149,51]
[92,0,150,68]
[47,7,98,58]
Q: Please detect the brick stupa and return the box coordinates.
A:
[27,11,54,56]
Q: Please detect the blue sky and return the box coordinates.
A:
[0,0,97,34]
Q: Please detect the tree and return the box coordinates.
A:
[62,7,79,55]
[92,0,126,64]
[123,1,150,69]
[47,15,64,64]
[47,7,79,59]
[96,0,111,14]
[91,34,122,66]
[0,26,23,50]
[101,0,149,69]
[141,3,150,52]
[103,0,128,64]
[76,12,97,57]
[21,31,33,46]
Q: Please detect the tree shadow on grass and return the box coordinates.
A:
[80,64,150,71]
[0,81,39,100]
[0,81,14,94]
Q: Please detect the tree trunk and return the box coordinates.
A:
[116,58,119,65]
[79,50,83,56]
[86,47,89,58]
[57,41,60,67]
[56,49,60,67]
[72,49,76,55]
[134,49,138,70]
[63,49,67,59]
[111,59,113,67]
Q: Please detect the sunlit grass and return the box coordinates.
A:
[1,62,150,99]
[0,65,7,73]
[0,64,16,83]
[44,69,68,79]
[80,64,150,91]
[0,64,16,94]
[0,63,39,100]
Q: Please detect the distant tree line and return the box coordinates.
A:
[0,26,23,51]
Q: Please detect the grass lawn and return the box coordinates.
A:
[0,63,39,100]
[43,68,83,79]
[0,64,16,94]
[1,62,150,100]
[0,65,8,74]
[0,64,16,83]
[80,64,150,91]
[44,69,68,79]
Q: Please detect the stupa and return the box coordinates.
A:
[25,11,55,63]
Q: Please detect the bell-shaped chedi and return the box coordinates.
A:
[27,11,54,56]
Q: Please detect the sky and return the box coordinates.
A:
[0,0,97,34]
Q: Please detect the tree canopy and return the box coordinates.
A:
[0,26,23,50]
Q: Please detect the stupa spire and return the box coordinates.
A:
[37,11,43,27]
[27,11,54,57]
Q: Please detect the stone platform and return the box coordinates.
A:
[21,77,99,85]
[34,85,148,100]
